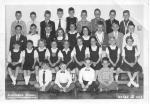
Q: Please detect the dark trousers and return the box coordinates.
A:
[53,83,75,92]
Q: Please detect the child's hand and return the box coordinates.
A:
[93,62,97,67]
[81,83,85,89]
[85,84,89,89]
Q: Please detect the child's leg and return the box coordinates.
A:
[131,72,139,87]
[115,68,121,82]
[24,70,31,85]
[35,66,39,82]
[55,66,59,73]
[8,67,16,85]
[127,71,133,87]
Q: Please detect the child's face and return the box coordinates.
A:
[60,64,66,71]
[91,38,96,46]
[15,13,22,20]
[69,10,74,17]
[30,26,37,33]
[45,27,52,33]
[14,44,20,50]
[64,41,69,49]
[102,60,109,67]
[94,10,100,18]
[57,11,63,19]
[97,25,103,31]
[39,41,45,48]
[30,14,36,21]
[83,28,89,35]
[27,42,33,50]
[45,14,51,21]
[109,38,116,45]
[58,30,63,37]
[123,13,130,21]
[70,24,75,31]
[77,39,83,46]
[81,12,87,20]
[109,12,116,20]
[85,60,91,67]
[112,23,119,31]
[127,38,133,46]
[128,25,135,33]
[15,27,22,34]
[51,42,57,48]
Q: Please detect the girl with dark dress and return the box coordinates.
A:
[22,40,36,85]
[120,36,142,88]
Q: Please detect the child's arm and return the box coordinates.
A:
[43,70,52,87]
[123,56,132,66]
[66,57,73,67]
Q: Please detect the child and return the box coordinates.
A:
[66,7,78,32]
[61,40,74,72]
[66,23,80,50]
[27,24,40,48]
[76,58,97,92]
[91,8,106,35]
[108,21,123,51]
[81,26,91,47]
[9,25,27,51]
[34,60,54,92]
[96,57,118,92]
[106,37,121,82]
[11,11,27,36]
[87,36,102,72]
[27,11,40,34]
[22,40,37,85]
[120,36,142,88]
[55,8,66,31]
[105,9,119,34]
[119,10,134,35]
[7,42,22,85]
[48,41,63,73]
[77,10,91,33]
[55,28,66,50]
[53,63,75,92]
[34,39,50,81]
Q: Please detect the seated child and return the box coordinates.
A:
[34,60,54,92]
[7,42,22,85]
[53,63,75,93]
[120,36,142,88]
[96,57,118,92]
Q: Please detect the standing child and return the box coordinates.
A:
[66,23,80,50]
[53,63,75,93]
[22,40,37,85]
[81,26,91,47]
[7,42,22,85]
[48,41,63,73]
[27,24,40,48]
[120,36,142,88]
[96,57,118,92]
[66,7,78,32]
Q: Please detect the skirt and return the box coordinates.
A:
[8,63,21,70]
[23,63,34,71]
[110,56,122,70]
[66,62,76,71]
[74,62,85,70]
[91,62,102,70]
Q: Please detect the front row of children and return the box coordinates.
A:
[7,34,142,92]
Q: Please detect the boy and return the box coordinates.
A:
[53,63,75,92]
[40,10,55,39]
[34,60,54,92]
[96,57,118,92]
[55,8,66,31]
[76,58,98,92]
[66,7,78,32]
[91,8,106,35]
[7,42,22,85]
[27,11,40,34]
[106,9,119,34]
[11,11,27,36]
[108,21,123,51]
[77,10,91,33]
[119,10,134,35]
[9,25,27,51]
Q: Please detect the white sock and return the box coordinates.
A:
[25,76,30,85]
[115,75,119,82]
[36,76,39,82]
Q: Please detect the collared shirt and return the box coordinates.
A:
[54,18,66,31]
[95,31,104,44]
[55,69,72,86]
[27,20,40,34]
[27,34,40,47]
[122,45,138,57]
[35,47,50,58]
[106,45,120,55]
[65,31,80,40]
[77,20,91,32]
[113,31,118,39]
[82,35,90,41]
[11,20,27,36]
[39,69,52,87]
[79,67,95,85]
[22,48,38,59]
[86,45,102,56]
[51,48,63,58]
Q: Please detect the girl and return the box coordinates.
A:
[48,41,63,73]
[66,23,80,50]
[56,28,66,50]
[22,40,37,85]
[61,40,74,72]
[120,36,142,88]
[87,36,102,72]
[7,42,22,85]
[34,39,50,82]
[27,24,40,48]
[106,37,121,82]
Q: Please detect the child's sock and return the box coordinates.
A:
[115,75,119,82]
[25,76,30,85]
[36,76,39,82]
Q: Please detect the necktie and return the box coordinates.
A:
[58,19,61,28]
[43,71,46,84]
[16,35,19,41]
